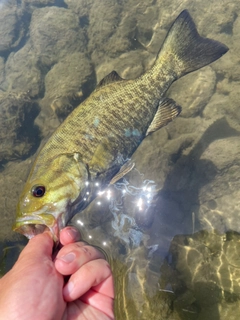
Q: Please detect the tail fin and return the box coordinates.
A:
[158,10,228,77]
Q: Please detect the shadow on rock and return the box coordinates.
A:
[155,117,240,234]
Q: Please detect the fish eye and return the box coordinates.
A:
[32,185,46,197]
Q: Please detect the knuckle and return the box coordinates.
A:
[80,245,92,258]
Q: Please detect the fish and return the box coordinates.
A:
[13,10,228,241]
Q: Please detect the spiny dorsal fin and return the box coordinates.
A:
[96,71,123,89]
[146,98,181,136]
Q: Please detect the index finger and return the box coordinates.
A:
[60,226,82,246]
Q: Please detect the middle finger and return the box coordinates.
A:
[55,242,104,276]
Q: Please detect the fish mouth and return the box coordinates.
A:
[12,214,59,241]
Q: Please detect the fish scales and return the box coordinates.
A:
[13,10,228,240]
[35,80,158,172]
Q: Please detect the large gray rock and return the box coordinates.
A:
[0,57,5,90]
[5,42,43,97]
[199,137,240,232]
[0,0,26,53]
[165,230,240,319]
[0,92,40,163]
[41,52,95,121]
[64,0,94,17]
[30,7,87,67]
[168,67,216,118]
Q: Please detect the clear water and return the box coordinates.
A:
[0,0,239,319]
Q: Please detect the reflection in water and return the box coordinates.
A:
[72,169,158,254]
[160,229,240,320]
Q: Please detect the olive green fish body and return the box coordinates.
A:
[13,10,228,240]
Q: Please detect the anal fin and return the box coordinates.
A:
[146,98,181,136]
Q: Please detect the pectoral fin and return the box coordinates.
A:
[146,98,181,136]
[109,160,135,185]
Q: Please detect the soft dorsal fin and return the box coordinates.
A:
[96,71,123,89]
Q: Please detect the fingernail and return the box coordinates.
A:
[67,227,81,241]
[58,252,76,263]
[63,281,74,297]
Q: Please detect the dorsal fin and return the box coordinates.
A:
[96,71,123,89]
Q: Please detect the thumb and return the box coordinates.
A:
[18,232,54,264]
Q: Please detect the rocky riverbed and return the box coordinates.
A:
[0,0,240,319]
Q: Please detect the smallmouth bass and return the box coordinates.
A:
[13,10,228,241]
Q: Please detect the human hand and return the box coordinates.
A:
[0,227,114,320]
[55,227,114,320]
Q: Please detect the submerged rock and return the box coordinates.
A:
[64,0,94,17]
[0,0,26,54]
[87,0,123,63]
[164,230,240,319]
[5,42,43,97]
[0,1,238,319]
[0,57,5,89]
[30,6,87,67]
[95,50,153,83]
[0,91,40,163]
[168,66,216,118]
[199,136,240,233]
[23,0,55,7]
[41,52,95,121]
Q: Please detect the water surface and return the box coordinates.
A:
[0,0,239,319]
